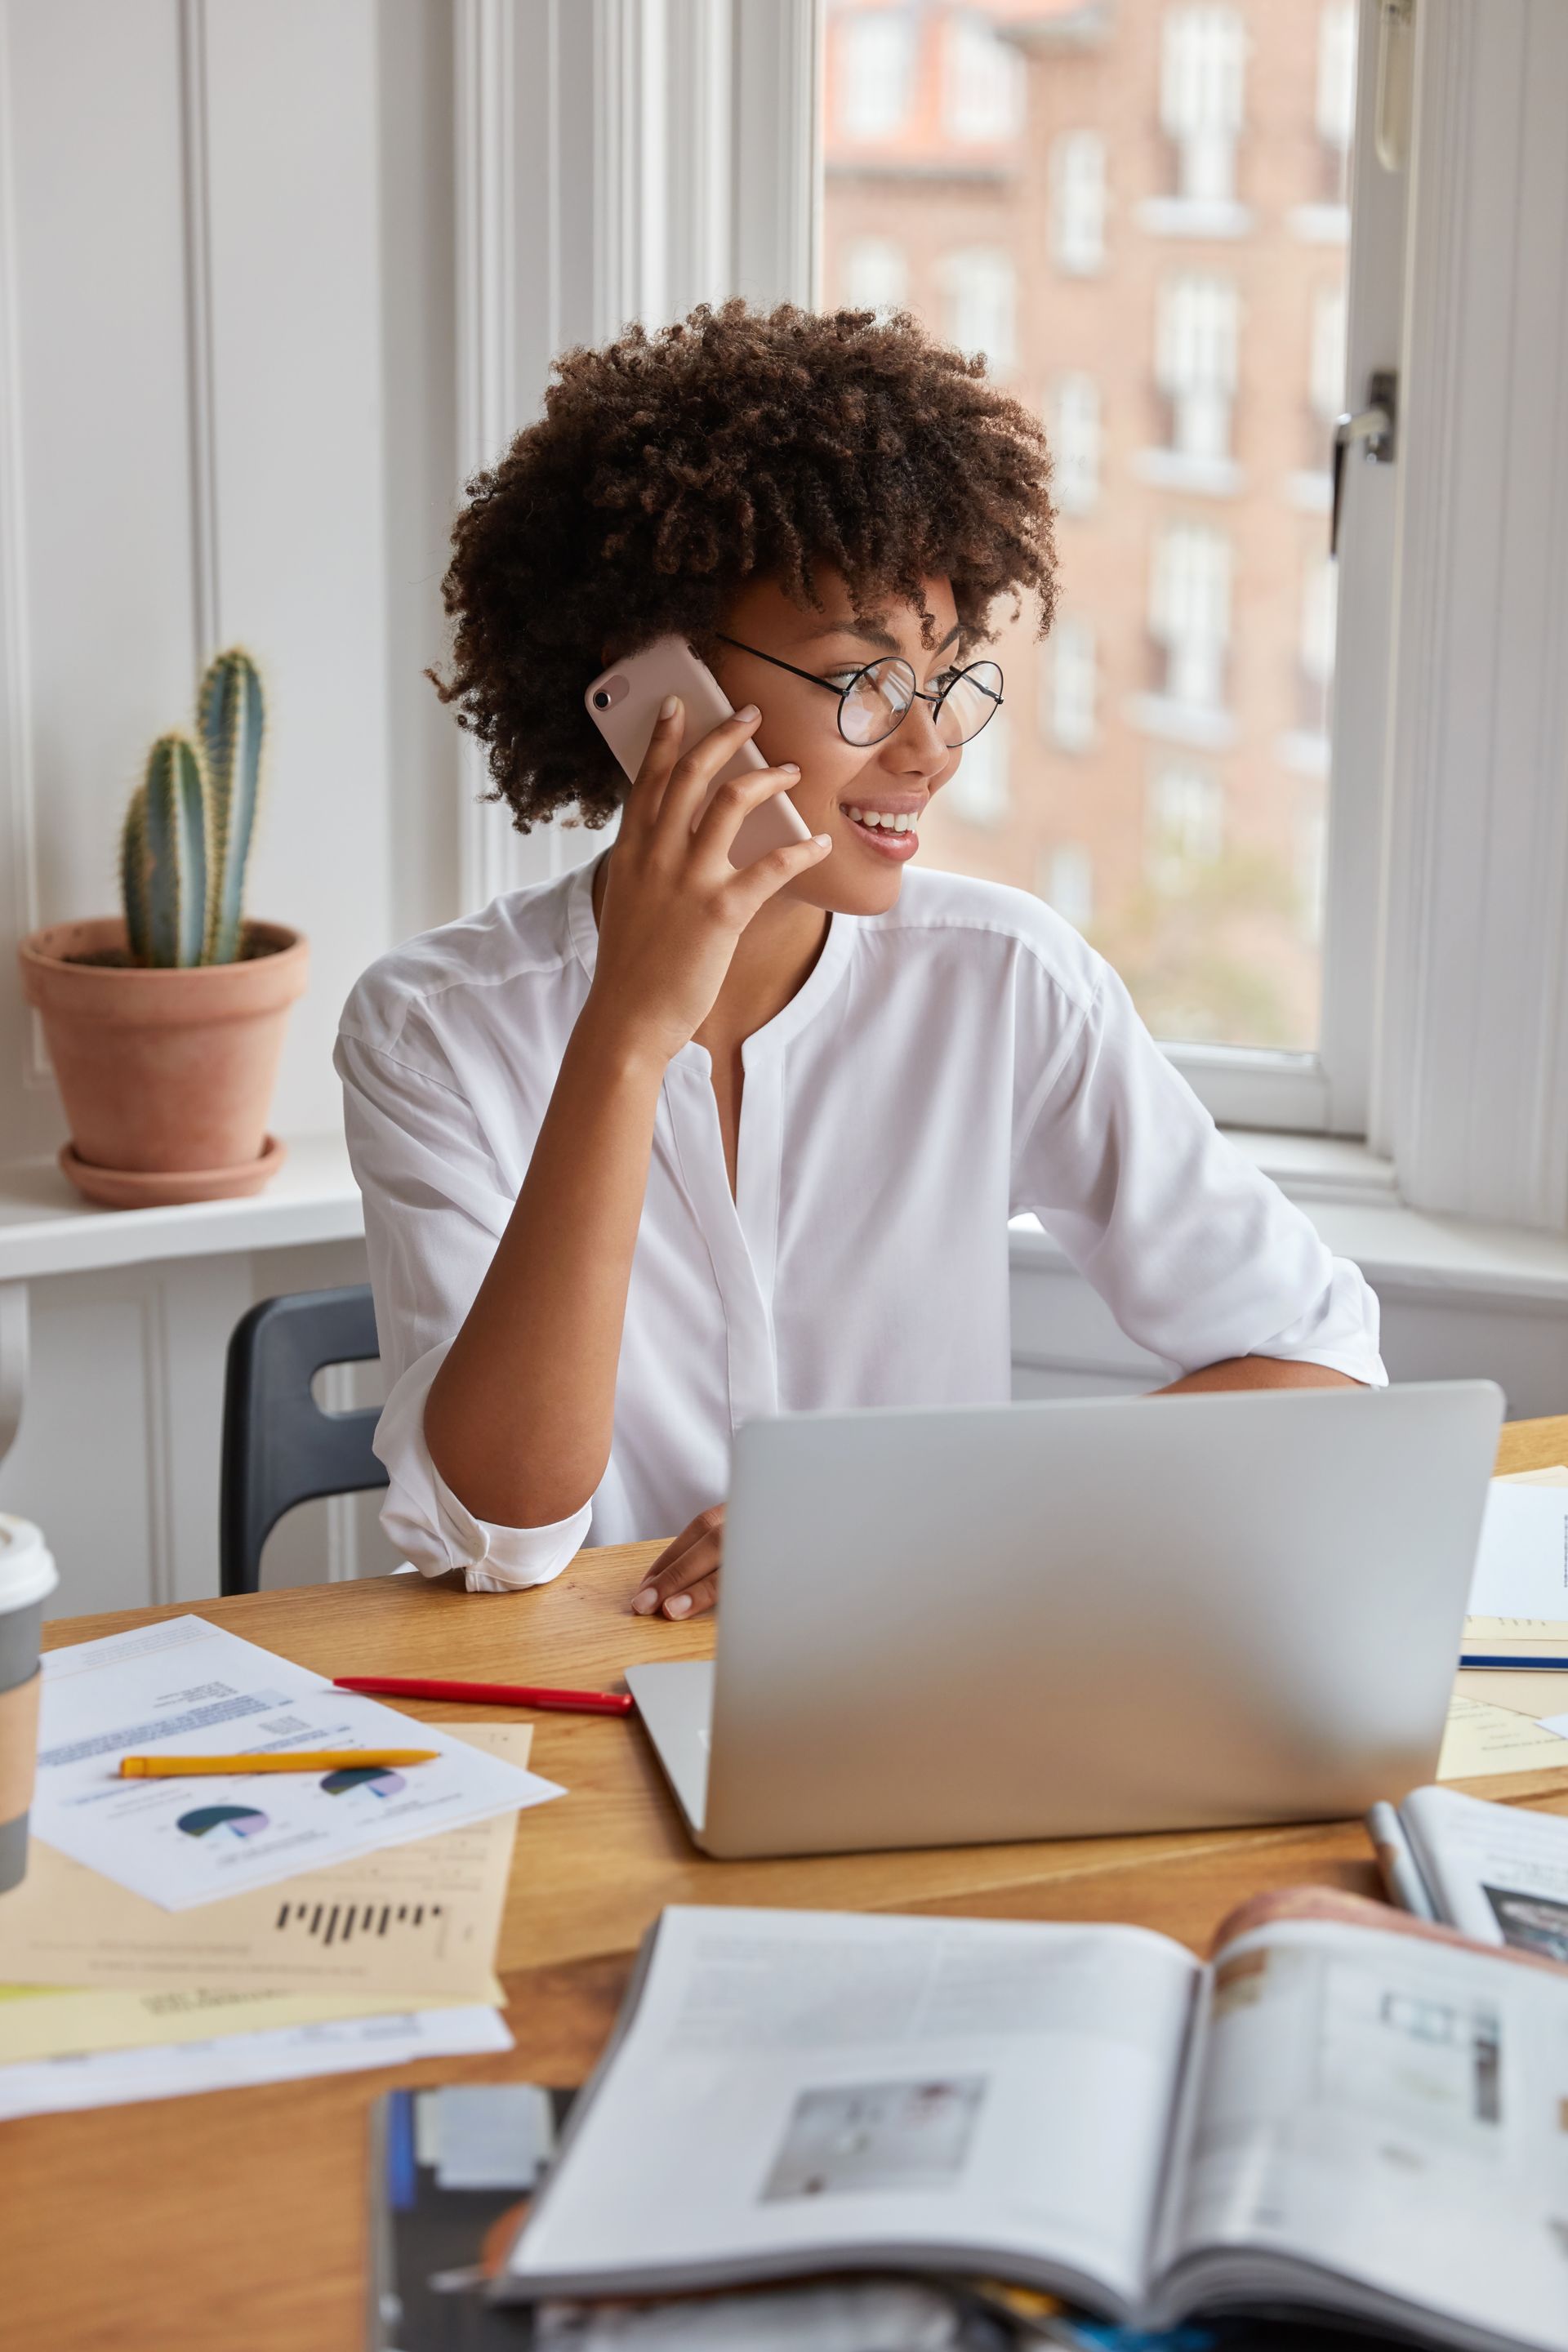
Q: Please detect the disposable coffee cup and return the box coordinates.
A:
[0,1516,59,1895]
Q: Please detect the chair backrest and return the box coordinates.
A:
[220,1285,389,1596]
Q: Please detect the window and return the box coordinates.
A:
[1049,617,1098,753]
[836,10,915,141]
[820,0,1394,1095]
[1148,767,1224,891]
[842,236,908,314]
[1316,2,1357,156]
[1156,274,1240,461]
[947,710,1010,826]
[1051,131,1107,276]
[1044,844,1095,932]
[1149,523,1232,710]
[943,13,1023,145]
[1160,7,1246,204]
[940,247,1015,374]
[1050,372,1102,514]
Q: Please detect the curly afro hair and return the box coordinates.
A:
[431,300,1057,835]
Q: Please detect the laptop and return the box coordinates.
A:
[626,1380,1503,1859]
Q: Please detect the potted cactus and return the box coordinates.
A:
[18,649,307,1208]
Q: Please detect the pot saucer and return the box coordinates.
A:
[58,1134,287,1209]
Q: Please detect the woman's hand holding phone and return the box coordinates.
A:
[586,697,831,1067]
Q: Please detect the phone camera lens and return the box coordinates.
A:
[592,690,611,710]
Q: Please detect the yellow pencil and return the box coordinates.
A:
[118,1749,439,1778]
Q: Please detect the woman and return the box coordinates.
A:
[337,301,1383,1617]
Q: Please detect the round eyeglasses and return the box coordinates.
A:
[715,635,1004,751]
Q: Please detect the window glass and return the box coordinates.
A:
[835,11,917,141]
[822,0,1356,1052]
[1051,131,1107,275]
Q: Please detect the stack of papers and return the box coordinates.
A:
[1440,1469,1568,1781]
[0,1615,565,2119]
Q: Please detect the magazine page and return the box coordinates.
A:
[1155,1907,1568,2352]
[503,1905,1201,2312]
[1405,1785,1568,1961]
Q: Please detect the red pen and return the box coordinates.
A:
[332,1673,633,1717]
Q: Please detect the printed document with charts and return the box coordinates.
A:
[33,1616,562,1909]
[500,1895,1568,2352]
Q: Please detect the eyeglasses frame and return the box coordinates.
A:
[713,634,1004,750]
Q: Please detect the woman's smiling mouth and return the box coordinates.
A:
[841,800,925,860]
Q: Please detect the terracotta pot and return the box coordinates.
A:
[17,919,309,1208]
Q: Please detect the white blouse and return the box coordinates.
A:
[336,859,1385,1592]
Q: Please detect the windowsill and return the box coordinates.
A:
[1133,448,1243,498]
[1136,196,1253,240]
[1012,1132,1568,1307]
[0,1134,363,1283]
[1125,693,1238,751]
[8,1125,1566,1317]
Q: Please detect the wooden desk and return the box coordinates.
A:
[12,1414,1568,2350]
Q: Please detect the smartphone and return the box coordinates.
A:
[585,636,812,870]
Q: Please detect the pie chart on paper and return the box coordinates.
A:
[176,1804,270,1841]
[319,1765,408,1800]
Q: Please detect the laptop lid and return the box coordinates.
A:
[699,1381,1503,1860]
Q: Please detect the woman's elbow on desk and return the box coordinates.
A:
[381,1449,594,1596]
[1157,1356,1364,1395]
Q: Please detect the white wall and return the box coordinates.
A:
[0,0,457,1612]
[0,0,460,1159]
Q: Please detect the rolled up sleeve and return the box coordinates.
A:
[336,1029,591,1591]
[1013,960,1386,1388]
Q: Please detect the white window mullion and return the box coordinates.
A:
[1373,0,1568,1225]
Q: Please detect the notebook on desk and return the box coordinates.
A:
[628,1381,1503,1858]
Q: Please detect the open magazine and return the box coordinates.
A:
[1378,1784,1568,1960]
[496,1893,1568,2352]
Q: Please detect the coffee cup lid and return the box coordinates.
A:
[0,1517,60,1612]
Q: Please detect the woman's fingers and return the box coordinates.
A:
[623,695,687,832]
[630,1507,724,1617]
[654,705,768,841]
[662,1570,719,1619]
[728,830,834,920]
[688,761,805,868]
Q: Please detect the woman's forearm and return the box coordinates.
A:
[423,1005,667,1528]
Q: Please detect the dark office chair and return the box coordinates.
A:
[219,1285,389,1596]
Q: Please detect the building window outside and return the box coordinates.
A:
[1316,2,1356,158]
[836,10,915,142]
[1148,767,1225,891]
[1049,617,1099,752]
[842,236,909,314]
[1300,553,1337,734]
[1045,844,1095,932]
[1309,282,1347,428]
[1160,7,1246,204]
[947,709,1011,826]
[943,11,1023,144]
[1156,274,1240,461]
[1150,523,1232,710]
[941,247,1016,375]
[1050,372,1102,514]
[1051,130,1107,275]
